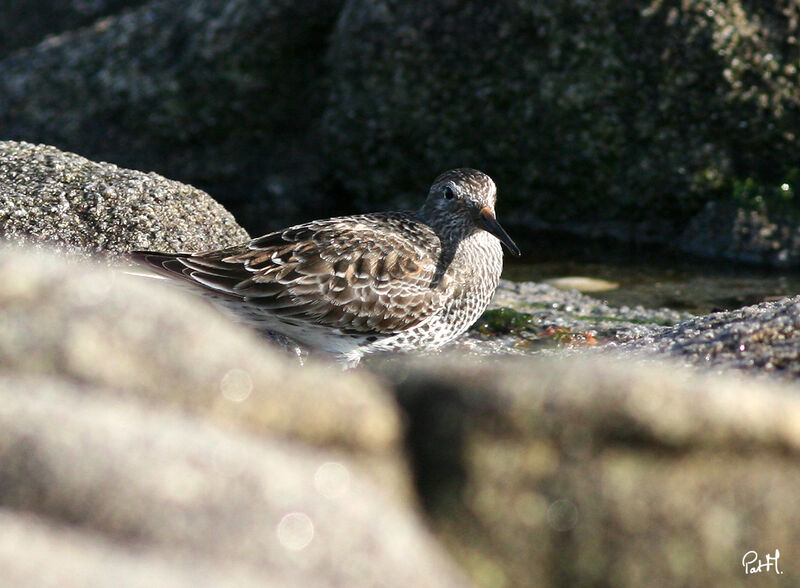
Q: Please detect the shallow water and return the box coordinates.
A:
[502,245,800,315]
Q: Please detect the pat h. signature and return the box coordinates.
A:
[742,549,783,575]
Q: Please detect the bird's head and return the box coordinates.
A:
[422,168,520,256]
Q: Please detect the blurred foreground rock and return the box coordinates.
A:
[0,374,468,588]
[0,507,270,588]
[0,245,798,586]
[377,356,800,588]
[0,247,471,587]
[0,248,405,492]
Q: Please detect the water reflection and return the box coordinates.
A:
[504,253,800,315]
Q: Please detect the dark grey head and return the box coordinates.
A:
[421,168,520,255]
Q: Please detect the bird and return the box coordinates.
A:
[133,168,520,367]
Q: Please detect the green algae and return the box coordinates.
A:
[476,308,537,335]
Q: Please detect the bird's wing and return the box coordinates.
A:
[132,214,446,334]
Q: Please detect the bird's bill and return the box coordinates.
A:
[478,207,521,256]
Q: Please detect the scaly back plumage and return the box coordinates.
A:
[134,212,450,335]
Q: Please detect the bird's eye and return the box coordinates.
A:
[443,185,455,200]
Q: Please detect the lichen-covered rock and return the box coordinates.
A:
[681,201,800,267]
[0,0,149,59]
[0,0,343,232]
[324,0,800,234]
[0,141,248,256]
[380,356,800,587]
[4,1,800,254]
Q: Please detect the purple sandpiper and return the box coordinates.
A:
[134,168,519,366]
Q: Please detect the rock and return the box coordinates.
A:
[0,373,471,588]
[0,0,149,59]
[0,0,344,233]
[468,279,689,346]
[681,201,800,267]
[324,1,800,243]
[0,509,269,588]
[0,141,248,257]
[378,355,800,587]
[0,245,470,583]
[616,294,800,379]
[0,246,409,499]
[4,2,800,259]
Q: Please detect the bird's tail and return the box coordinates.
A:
[128,251,196,281]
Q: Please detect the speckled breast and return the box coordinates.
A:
[418,232,504,348]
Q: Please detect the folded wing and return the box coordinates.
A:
[132,213,445,335]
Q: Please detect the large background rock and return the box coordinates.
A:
[0,0,149,59]
[3,1,800,252]
[679,201,800,266]
[324,0,800,239]
[0,141,248,255]
[0,0,344,233]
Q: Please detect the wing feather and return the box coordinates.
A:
[131,213,444,334]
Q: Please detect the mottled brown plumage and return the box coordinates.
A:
[134,168,519,366]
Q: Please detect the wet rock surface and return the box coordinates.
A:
[460,280,800,387]
[490,279,689,337]
[442,279,692,358]
[614,295,800,380]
